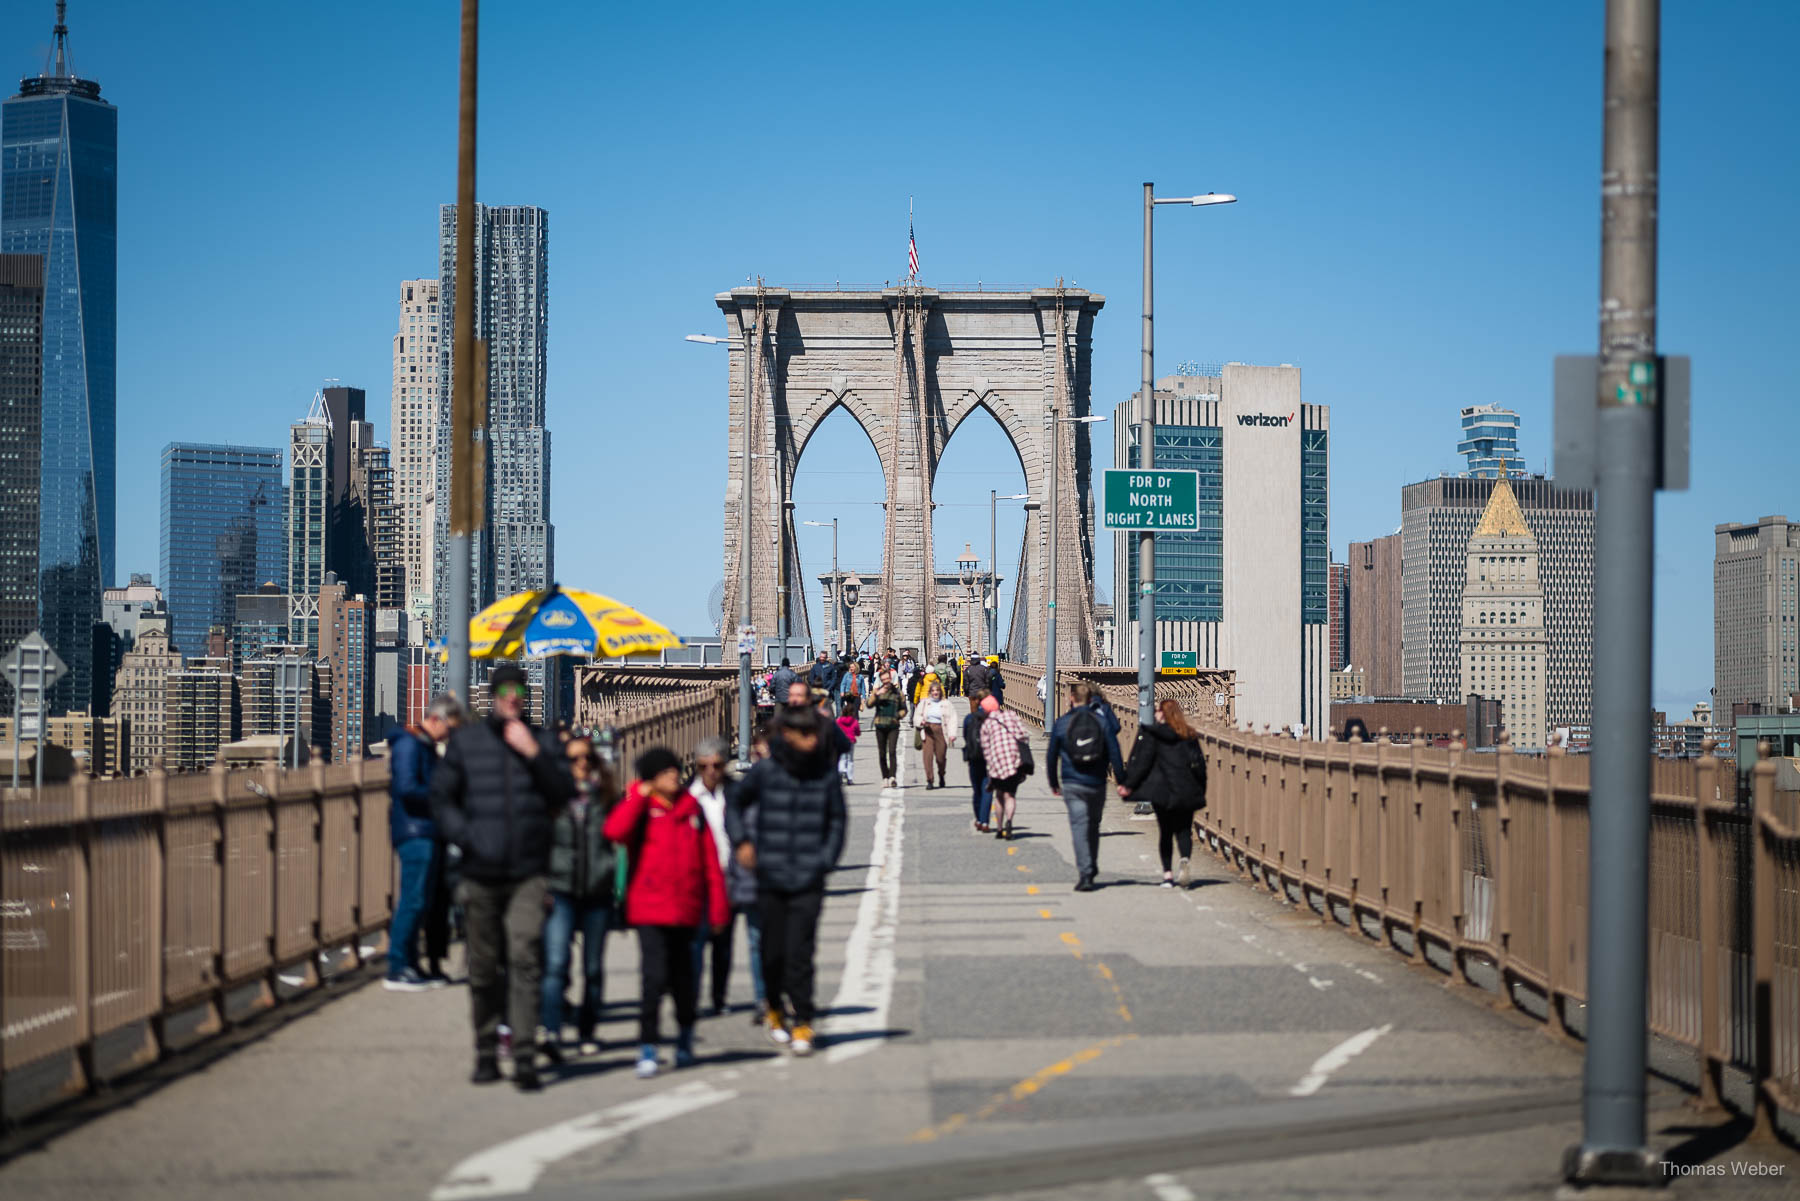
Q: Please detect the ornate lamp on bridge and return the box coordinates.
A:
[956,544,980,657]
[842,572,862,656]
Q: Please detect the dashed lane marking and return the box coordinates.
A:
[1290,1024,1393,1097]
[1038,909,1053,919]
[1025,885,1040,895]
[909,1034,1137,1143]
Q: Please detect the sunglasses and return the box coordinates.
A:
[495,682,528,699]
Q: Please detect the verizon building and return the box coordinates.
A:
[1111,365,1330,736]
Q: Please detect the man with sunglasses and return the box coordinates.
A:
[431,664,576,1091]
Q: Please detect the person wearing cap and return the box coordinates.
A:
[430,664,576,1091]
[604,745,731,1079]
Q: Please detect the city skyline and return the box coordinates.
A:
[0,3,1793,713]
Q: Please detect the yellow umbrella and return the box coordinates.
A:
[465,585,683,661]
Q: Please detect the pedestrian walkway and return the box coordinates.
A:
[1,703,1793,1201]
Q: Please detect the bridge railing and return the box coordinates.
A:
[0,683,738,1122]
[1201,725,1795,1132]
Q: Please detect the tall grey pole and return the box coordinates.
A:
[33,643,46,793]
[1136,182,1156,727]
[736,323,755,757]
[446,0,478,709]
[1045,409,1059,705]
[1566,0,1661,1185]
[989,490,999,654]
[832,518,840,656]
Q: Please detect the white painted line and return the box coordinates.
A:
[1289,1024,1392,1097]
[1353,967,1382,984]
[1144,1172,1197,1201]
[1308,977,1334,991]
[822,738,906,1064]
[429,1081,737,1200]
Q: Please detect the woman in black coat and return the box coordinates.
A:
[1121,699,1208,887]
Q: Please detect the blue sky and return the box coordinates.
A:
[7,1,1794,713]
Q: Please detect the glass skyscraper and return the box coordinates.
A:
[160,444,285,661]
[1,11,116,712]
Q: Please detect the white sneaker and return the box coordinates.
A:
[1177,857,1191,887]
[636,1052,660,1079]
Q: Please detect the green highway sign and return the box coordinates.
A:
[1101,468,1200,532]
[1159,649,1198,676]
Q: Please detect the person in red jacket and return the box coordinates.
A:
[603,745,730,1079]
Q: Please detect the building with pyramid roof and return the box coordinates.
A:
[1459,480,1548,749]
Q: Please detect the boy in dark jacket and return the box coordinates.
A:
[728,705,847,1056]
[604,746,731,1079]
[385,694,462,991]
[962,689,993,832]
[430,665,576,1091]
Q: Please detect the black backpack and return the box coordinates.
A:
[1179,738,1208,807]
[1066,707,1107,775]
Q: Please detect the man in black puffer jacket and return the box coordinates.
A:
[430,664,576,1090]
[727,705,846,1056]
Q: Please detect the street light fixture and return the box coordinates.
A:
[1045,412,1108,711]
[990,491,1033,656]
[1139,181,1237,726]
[842,572,862,655]
[803,518,840,656]
[688,326,758,758]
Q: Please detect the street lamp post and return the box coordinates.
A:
[803,519,839,655]
[1139,184,1237,726]
[990,491,1030,656]
[843,573,862,657]
[957,544,979,661]
[687,328,758,757]
[1045,413,1106,715]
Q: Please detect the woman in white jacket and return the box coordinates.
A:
[914,677,955,789]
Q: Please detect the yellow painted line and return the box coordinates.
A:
[1016,865,1031,873]
[1025,884,1040,895]
[1006,846,1018,856]
[1038,908,1053,919]
[1060,931,1082,947]
[907,1035,1136,1143]
[1095,963,1114,980]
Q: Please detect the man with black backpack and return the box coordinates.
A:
[1047,681,1126,891]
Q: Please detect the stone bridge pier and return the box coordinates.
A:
[715,284,1104,664]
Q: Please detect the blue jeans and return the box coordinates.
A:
[691,908,767,1008]
[969,762,992,825]
[389,837,437,976]
[541,893,613,1040]
[1061,779,1105,882]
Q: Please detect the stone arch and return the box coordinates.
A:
[930,393,1039,658]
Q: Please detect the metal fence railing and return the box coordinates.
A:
[1,683,737,1121]
[998,668,1798,1134]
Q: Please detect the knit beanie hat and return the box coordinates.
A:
[980,695,1000,714]
[634,746,683,781]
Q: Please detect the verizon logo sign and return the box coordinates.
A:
[1237,411,1296,427]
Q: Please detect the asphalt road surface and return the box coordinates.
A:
[2,702,1793,1200]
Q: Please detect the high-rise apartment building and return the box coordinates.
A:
[391,279,440,619]
[1401,475,1593,732]
[0,254,44,716]
[1347,532,1404,698]
[2,10,117,714]
[240,646,326,760]
[319,575,371,761]
[1328,561,1348,671]
[432,205,554,662]
[1713,515,1800,717]
[1457,405,1524,478]
[159,444,284,661]
[1459,481,1547,749]
[162,658,236,773]
[111,622,180,774]
[231,583,287,670]
[1112,366,1330,735]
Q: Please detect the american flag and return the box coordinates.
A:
[908,215,919,278]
